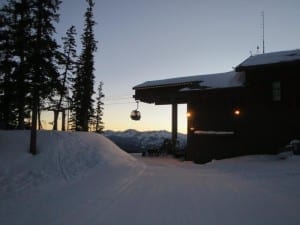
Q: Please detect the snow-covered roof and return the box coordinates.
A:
[236,49,300,70]
[133,71,245,90]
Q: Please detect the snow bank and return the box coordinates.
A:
[0,130,137,197]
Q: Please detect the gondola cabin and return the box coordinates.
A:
[130,110,141,120]
[133,49,300,163]
[130,101,141,120]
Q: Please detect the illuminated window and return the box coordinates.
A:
[272,81,281,101]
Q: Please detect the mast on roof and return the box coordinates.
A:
[262,11,265,54]
[251,11,265,56]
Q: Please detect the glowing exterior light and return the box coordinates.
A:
[187,112,191,118]
[234,109,241,116]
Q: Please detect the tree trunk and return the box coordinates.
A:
[38,108,42,130]
[62,110,66,131]
[83,112,89,131]
[18,105,25,129]
[30,94,38,155]
[53,110,59,130]
[17,38,26,130]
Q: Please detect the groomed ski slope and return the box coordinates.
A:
[1,131,300,225]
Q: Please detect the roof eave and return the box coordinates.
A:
[236,59,300,72]
[133,82,197,90]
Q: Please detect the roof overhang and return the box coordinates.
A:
[133,71,245,105]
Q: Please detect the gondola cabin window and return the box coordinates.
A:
[272,81,281,102]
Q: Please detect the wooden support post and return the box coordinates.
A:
[172,103,178,145]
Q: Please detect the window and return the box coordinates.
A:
[272,81,281,102]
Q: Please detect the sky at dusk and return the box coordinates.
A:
[5,0,300,133]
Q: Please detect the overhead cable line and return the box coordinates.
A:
[104,101,137,106]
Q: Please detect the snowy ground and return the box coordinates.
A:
[1,131,300,225]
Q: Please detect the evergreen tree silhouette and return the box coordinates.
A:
[72,0,97,131]
[52,25,77,130]
[94,81,104,133]
[29,0,61,154]
[0,0,32,129]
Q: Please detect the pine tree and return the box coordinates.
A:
[0,0,34,129]
[52,25,77,130]
[0,19,16,128]
[29,0,61,154]
[94,81,104,133]
[0,3,16,129]
[12,0,32,129]
[0,0,41,130]
[72,0,97,131]
[0,0,61,136]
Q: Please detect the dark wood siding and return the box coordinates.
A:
[186,89,244,163]
[187,65,300,163]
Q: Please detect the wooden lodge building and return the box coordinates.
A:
[133,49,300,163]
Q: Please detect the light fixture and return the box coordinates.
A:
[234,109,241,116]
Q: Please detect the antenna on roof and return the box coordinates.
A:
[261,11,265,54]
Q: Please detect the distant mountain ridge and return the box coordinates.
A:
[104,129,187,153]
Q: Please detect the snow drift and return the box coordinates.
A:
[0,130,137,197]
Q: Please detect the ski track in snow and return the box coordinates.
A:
[52,132,100,182]
[53,132,71,181]
[42,156,300,225]
[50,162,147,225]
[87,156,300,225]
[1,131,300,225]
